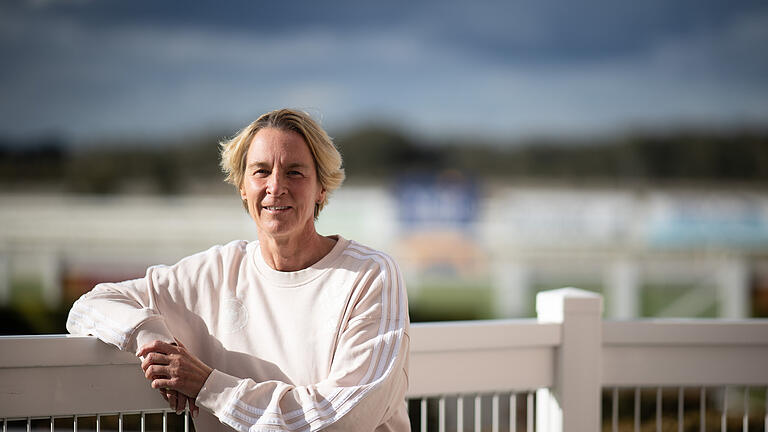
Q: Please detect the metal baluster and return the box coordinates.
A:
[185,409,189,432]
[492,394,499,432]
[742,387,749,432]
[510,393,517,432]
[457,396,464,432]
[163,411,168,432]
[421,398,427,432]
[656,387,662,432]
[474,395,482,432]
[119,413,123,432]
[679,387,685,432]
[612,387,619,432]
[635,387,641,432]
[74,415,78,432]
[701,387,707,432]
[527,392,534,432]
[2,418,6,432]
[141,412,146,432]
[722,387,729,432]
[50,416,54,432]
[26,417,30,432]
[439,396,446,432]
[96,414,101,432]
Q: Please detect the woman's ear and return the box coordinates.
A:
[318,188,326,204]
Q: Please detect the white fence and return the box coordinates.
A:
[2,288,768,431]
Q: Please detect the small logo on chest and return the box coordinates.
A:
[221,298,249,333]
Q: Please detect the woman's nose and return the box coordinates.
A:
[266,173,285,195]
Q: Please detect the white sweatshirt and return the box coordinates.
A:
[66,235,410,432]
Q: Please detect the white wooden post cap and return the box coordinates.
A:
[537,287,603,323]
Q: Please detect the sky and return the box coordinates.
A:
[1,0,767,145]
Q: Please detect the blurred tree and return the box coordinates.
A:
[0,136,67,185]
[1,127,767,191]
[335,126,441,178]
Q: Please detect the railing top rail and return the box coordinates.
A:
[603,319,768,345]
[411,319,561,352]
[0,335,135,369]
[0,334,71,339]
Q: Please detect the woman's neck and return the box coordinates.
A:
[257,230,337,272]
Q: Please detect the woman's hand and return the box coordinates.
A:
[137,339,213,417]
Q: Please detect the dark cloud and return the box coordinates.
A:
[10,0,766,62]
[0,0,766,142]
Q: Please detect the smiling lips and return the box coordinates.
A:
[263,206,291,211]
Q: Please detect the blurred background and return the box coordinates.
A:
[1,0,768,334]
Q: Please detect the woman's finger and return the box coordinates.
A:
[167,390,178,412]
[136,340,177,358]
[175,392,184,414]
[189,398,199,418]
[151,377,176,390]
[141,352,169,371]
[144,364,169,380]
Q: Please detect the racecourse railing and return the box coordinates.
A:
[2,288,768,431]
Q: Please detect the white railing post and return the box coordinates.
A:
[717,257,749,318]
[535,287,603,432]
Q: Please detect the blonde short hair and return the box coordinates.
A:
[219,108,345,216]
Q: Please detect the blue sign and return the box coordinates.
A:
[393,173,479,231]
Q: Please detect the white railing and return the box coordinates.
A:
[2,288,768,431]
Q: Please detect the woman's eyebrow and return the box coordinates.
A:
[246,161,270,170]
[285,162,310,170]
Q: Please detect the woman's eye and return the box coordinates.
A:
[288,170,303,176]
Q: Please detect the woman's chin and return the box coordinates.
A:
[256,220,300,237]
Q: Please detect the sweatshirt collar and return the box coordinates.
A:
[250,235,348,287]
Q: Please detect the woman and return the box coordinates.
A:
[66,109,411,431]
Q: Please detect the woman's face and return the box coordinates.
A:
[239,127,325,242]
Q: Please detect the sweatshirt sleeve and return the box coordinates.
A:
[66,270,176,353]
[196,253,410,432]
